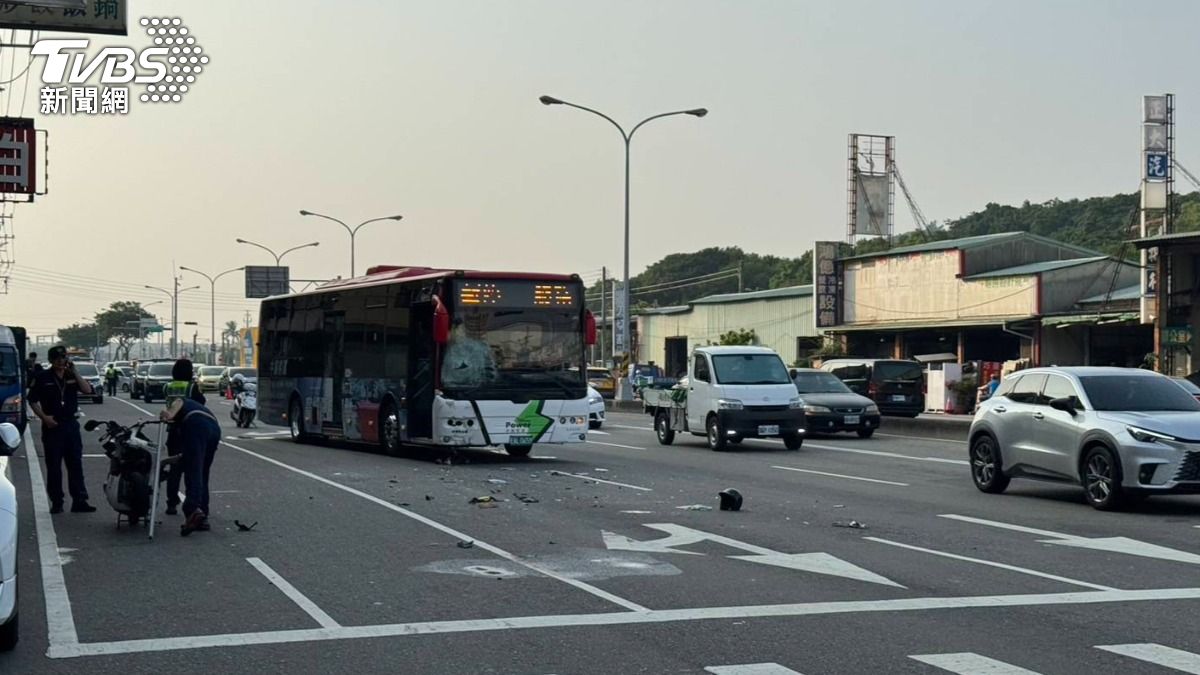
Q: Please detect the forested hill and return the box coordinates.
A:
[587,190,1200,310]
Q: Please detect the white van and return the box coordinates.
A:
[643,346,805,450]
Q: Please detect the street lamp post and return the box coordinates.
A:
[297,210,403,278]
[538,95,707,398]
[146,281,200,357]
[234,238,320,266]
[180,265,245,364]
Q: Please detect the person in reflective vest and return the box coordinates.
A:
[163,359,206,516]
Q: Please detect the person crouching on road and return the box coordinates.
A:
[160,386,220,536]
[162,359,207,517]
[28,346,96,514]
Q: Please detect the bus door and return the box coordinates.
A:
[407,300,434,439]
[323,312,345,430]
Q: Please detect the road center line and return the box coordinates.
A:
[585,440,647,451]
[23,425,81,648]
[246,557,341,629]
[48,586,1200,659]
[772,465,909,487]
[551,470,653,491]
[864,537,1117,591]
[218,438,649,613]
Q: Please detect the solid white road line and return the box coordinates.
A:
[551,470,653,491]
[218,439,649,613]
[909,652,1042,674]
[772,465,909,487]
[938,514,1068,539]
[705,664,804,674]
[1096,643,1200,673]
[48,586,1200,658]
[863,537,1118,591]
[246,557,340,629]
[23,425,81,648]
[874,431,967,445]
[585,440,647,451]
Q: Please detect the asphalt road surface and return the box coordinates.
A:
[3,397,1200,674]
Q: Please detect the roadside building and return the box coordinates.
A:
[635,286,817,376]
[828,232,1144,365]
[1133,231,1200,377]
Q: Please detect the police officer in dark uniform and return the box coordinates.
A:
[28,346,97,514]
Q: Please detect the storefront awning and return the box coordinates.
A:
[825,316,1034,332]
[1041,312,1140,327]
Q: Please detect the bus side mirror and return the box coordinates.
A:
[584,310,597,346]
[434,306,450,345]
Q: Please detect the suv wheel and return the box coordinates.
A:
[1083,445,1126,511]
[970,433,1010,493]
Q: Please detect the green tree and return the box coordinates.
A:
[56,323,98,350]
[718,328,757,346]
[94,301,155,360]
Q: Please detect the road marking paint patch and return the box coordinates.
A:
[48,586,1200,658]
[706,664,804,674]
[551,470,652,492]
[1096,643,1200,672]
[864,537,1117,591]
[772,465,909,487]
[246,557,340,629]
[909,652,1042,674]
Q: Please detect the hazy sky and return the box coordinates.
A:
[3,0,1199,339]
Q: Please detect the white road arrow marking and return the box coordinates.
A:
[602,523,904,587]
[941,514,1200,566]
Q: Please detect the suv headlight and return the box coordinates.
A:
[865,403,880,414]
[804,404,832,413]
[717,399,743,410]
[1127,426,1175,443]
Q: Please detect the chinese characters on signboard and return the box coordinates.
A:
[0,0,127,35]
[813,241,841,329]
[612,281,628,355]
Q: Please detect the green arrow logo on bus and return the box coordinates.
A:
[515,400,553,441]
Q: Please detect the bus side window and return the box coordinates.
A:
[386,288,410,381]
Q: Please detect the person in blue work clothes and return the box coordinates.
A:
[28,346,97,514]
[160,375,221,536]
[162,359,206,516]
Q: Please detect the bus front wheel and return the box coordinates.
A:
[504,443,532,458]
[289,398,307,444]
[380,401,404,456]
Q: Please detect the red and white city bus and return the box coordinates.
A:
[258,266,596,456]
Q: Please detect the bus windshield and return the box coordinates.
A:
[442,281,585,400]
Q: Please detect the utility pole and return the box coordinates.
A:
[243,310,251,329]
[600,266,607,367]
[172,275,179,357]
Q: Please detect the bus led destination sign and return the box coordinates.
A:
[456,280,578,308]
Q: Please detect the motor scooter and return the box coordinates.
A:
[232,381,257,428]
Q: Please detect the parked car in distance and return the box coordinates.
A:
[197,366,225,392]
[968,367,1200,510]
[820,358,925,417]
[791,368,880,438]
[587,386,605,429]
[142,362,175,403]
[1171,377,1200,401]
[587,367,616,399]
[130,362,151,399]
[71,361,104,404]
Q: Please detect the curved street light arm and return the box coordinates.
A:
[277,242,319,263]
[352,216,402,236]
[628,109,705,142]
[235,238,282,265]
[300,210,352,236]
[548,98,629,141]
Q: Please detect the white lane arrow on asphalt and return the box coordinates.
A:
[602,523,905,588]
[942,514,1200,566]
[1039,536,1200,565]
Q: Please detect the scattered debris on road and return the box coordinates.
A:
[487,478,509,485]
[469,496,497,505]
[513,493,540,504]
[457,540,475,549]
[676,504,713,512]
[833,520,868,530]
[425,495,434,501]
[234,520,258,532]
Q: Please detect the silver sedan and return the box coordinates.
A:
[968,367,1200,510]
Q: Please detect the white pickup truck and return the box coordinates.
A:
[642,346,805,450]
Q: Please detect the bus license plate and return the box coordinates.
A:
[844,415,860,426]
[509,435,533,445]
[758,425,779,436]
